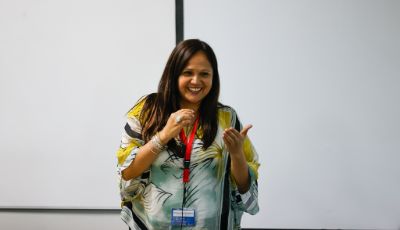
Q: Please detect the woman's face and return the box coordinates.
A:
[178,51,213,110]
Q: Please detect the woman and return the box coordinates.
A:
[116,39,259,229]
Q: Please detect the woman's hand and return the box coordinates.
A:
[223,124,253,193]
[223,125,252,156]
[158,109,196,144]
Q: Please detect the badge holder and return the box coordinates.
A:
[171,208,196,227]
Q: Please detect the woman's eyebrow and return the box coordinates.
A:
[182,67,212,72]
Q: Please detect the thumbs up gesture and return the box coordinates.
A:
[222,124,252,156]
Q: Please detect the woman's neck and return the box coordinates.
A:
[180,102,200,114]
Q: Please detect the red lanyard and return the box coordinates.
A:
[179,116,199,183]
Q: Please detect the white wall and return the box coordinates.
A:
[0,0,174,209]
[0,0,174,229]
[185,0,400,229]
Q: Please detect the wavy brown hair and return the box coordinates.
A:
[140,39,220,151]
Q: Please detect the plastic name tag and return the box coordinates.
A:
[171,208,196,227]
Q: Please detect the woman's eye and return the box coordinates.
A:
[182,71,192,76]
[200,72,209,77]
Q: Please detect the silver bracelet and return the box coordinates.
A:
[150,145,160,155]
[151,132,166,153]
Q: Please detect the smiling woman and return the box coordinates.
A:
[116,39,260,229]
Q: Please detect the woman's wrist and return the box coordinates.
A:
[158,130,169,145]
[229,149,245,159]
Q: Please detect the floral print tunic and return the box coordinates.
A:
[117,96,260,229]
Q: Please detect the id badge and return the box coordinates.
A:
[171,208,196,227]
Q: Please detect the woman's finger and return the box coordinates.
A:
[178,109,196,116]
[181,119,193,127]
[224,129,239,144]
[223,128,235,138]
[224,135,235,146]
[179,110,195,118]
[240,124,253,137]
[222,132,234,146]
[226,127,242,140]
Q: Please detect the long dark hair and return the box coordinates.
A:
[140,39,220,151]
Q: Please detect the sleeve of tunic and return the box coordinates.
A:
[229,108,260,215]
[116,97,149,204]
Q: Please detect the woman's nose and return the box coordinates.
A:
[190,75,200,84]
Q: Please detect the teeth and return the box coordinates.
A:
[189,87,201,92]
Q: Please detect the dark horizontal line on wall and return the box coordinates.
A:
[0,207,121,214]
